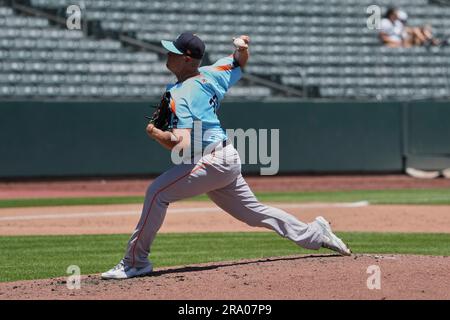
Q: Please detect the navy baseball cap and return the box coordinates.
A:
[161,32,205,59]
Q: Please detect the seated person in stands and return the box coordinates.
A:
[379,8,405,47]
[397,10,446,47]
[380,8,447,48]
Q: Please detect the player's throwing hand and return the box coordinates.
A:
[233,35,250,68]
[233,35,250,50]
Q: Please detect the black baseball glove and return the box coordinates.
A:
[146,92,172,131]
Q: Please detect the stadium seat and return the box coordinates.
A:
[2,1,450,100]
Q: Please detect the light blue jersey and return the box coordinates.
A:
[165,55,242,150]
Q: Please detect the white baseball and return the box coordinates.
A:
[233,38,246,48]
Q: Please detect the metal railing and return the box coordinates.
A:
[11,1,66,26]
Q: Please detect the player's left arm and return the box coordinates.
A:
[146,124,191,150]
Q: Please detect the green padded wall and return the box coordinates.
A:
[1,100,448,178]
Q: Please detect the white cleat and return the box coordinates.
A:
[101,260,153,280]
[315,216,352,256]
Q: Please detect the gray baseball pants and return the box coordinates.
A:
[123,144,324,268]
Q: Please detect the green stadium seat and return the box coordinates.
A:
[2,0,450,100]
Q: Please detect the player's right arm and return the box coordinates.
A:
[232,35,250,68]
[203,36,250,95]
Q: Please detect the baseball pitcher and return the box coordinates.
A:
[102,33,351,279]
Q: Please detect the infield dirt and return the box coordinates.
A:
[1,202,450,235]
[1,175,450,199]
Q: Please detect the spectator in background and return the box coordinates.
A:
[379,8,448,48]
[397,10,447,47]
[379,8,405,47]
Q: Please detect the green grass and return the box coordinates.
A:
[0,196,145,208]
[0,232,449,282]
[1,188,449,208]
[251,189,450,204]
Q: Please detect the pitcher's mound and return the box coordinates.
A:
[1,254,449,300]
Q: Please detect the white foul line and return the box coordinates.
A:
[0,201,369,222]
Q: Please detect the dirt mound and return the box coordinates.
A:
[1,254,448,300]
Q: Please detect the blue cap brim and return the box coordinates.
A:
[161,40,183,55]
